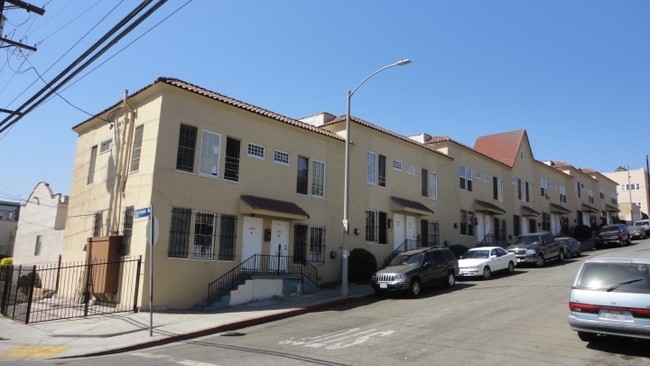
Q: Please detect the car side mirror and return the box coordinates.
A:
[423,261,431,267]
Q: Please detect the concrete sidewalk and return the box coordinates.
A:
[0,283,375,361]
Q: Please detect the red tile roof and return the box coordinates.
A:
[473,129,528,167]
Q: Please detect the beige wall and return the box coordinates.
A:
[60,79,626,310]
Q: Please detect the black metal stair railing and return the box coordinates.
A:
[381,239,420,268]
[206,254,318,306]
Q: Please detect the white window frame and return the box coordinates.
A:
[273,150,290,165]
[407,163,416,176]
[392,159,403,171]
[247,143,265,159]
[309,226,325,265]
[426,170,438,200]
[100,138,112,154]
[367,152,377,185]
[199,130,221,177]
[311,160,326,198]
[365,210,378,243]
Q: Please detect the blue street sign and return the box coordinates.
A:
[135,207,151,219]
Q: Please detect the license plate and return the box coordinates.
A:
[603,311,625,321]
[379,283,387,289]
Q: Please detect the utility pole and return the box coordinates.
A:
[0,0,46,52]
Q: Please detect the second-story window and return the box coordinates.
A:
[460,165,472,192]
[87,145,97,184]
[560,184,567,203]
[200,131,221,177]
[366,152,386,187]
[247,143,265,159]
[296,155,309,195]
[224,137,240,182]
[130,125,144,173]
[493,177,504,201]
[311,160,326,198]
[421,168,437,199]
[176,124,197,172]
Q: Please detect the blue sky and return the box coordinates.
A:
[1,1,649,203]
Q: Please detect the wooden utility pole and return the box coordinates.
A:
[0,0,46,52]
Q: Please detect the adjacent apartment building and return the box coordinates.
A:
[603,166,650,224]
[60,77,619,309]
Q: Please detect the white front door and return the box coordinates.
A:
[241,216,263,266]
[476,213,485,243]
[406,216,417,250]
[393,214,405,250]
[270,220,289,272]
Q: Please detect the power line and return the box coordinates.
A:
[0,0,168,134]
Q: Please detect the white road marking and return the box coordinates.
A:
[132,352,221,366]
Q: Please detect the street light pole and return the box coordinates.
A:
[341,58,411,297]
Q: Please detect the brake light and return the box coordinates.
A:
[631,308,650,319]
[569,302,650,318]
[569,302,599,313]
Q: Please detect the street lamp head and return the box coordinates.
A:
[395,59,411,66]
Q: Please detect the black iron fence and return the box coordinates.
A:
[0,256,141,324]
[206,254,318,306]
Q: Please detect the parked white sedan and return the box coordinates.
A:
[458,246,517,280]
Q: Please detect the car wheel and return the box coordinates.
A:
[565,249,572,260]
[558,250,565,262]
[408,280,421,297]
[482,266,492,280]
[536,254,546,267]
[444,272,456,288]
[577,331,596,342]
[576,249,582,257]
[507,261,515,274]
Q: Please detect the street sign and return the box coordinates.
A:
[146,216,159,246]
[135,207,151,219]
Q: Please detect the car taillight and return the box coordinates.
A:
[631,308,650,319]
[569,302,599,313]
[569,302,650,318]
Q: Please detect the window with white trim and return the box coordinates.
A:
[392,160,402,171]
[274,150,290,165]
[421,168,437,199]
[199,131,221,177]
[407,163,416,176]
[193,211,216,260]
[367,152,377,184]
[247,143,265,159]
[460,165,473,191]
[100,139,112,153]
[311,160,326,198]
[309,226,325,264]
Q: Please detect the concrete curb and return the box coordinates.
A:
[57,293,373,359]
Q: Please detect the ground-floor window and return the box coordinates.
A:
[218,214,237,260]
[193,211,216,260]
[169,207,192,258]
[309,226,325,264]
[365,210,387,244]
[293,224,308,264]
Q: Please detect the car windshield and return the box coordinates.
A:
[636,222,648,227]
[390,252,424,266]
[575,262,650,293]
[513,236,540,245]
[464,250,489,259]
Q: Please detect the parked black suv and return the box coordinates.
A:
[506,232,563,267]
[370,247,459,297]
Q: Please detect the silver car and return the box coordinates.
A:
[568,255,650,342]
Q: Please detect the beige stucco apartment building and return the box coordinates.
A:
[60,77,619,310]
[603,167,650,224]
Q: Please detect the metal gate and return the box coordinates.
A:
[0,256,141,324]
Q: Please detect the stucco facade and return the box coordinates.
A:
[603,167,650,223]
[13,182,68,266]
[60,77,619,310]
